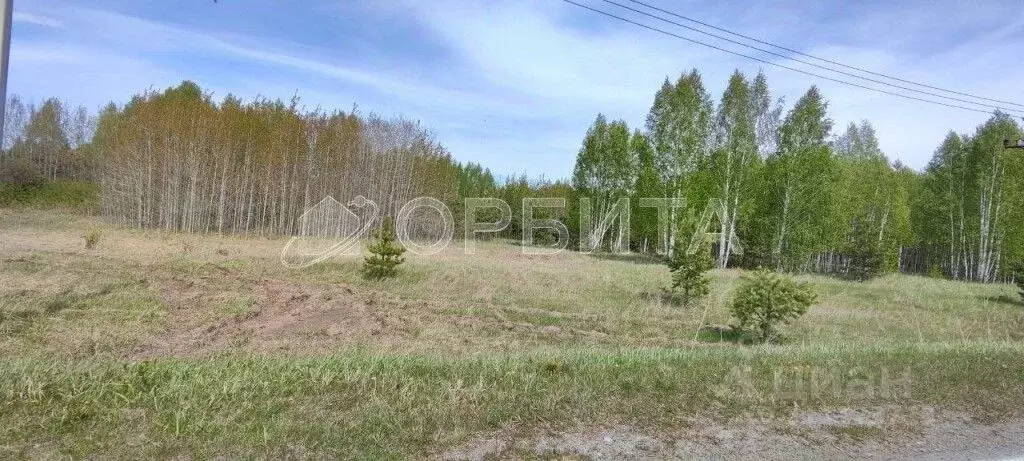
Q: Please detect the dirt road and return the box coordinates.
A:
[441,408,1024,460]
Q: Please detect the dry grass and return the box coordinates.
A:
[2,209,1024,458]
[1,209,1021,359]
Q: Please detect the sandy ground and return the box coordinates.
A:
[440,408,1024,460]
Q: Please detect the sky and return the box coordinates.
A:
[9,0,1024,179]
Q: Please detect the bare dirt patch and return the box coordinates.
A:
[135,267,625,357]
[438,408,1024,460]
[138,272,438,356]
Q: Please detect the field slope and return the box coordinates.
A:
[2,210,1023,459]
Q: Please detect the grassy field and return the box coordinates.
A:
[1,209,1023,458]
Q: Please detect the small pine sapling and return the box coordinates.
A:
[729,269,816,343]
[665,241,714,307]
[362,217,406,280]
[846,216,884,281]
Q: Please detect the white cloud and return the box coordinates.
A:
[397,0,1024,172]
[13,12,62,29]
[7,0,1024,176]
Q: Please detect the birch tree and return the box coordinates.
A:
[570,114,637,251]
[710,70,756,267]
[645,70,713,254]
[94,81,463,236]
[915,114,1024,281]
[767,86,840,270]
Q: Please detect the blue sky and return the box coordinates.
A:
[10,0,1024,178]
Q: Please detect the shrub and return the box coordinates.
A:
[729,269,816,343]
[362,217,406,280]
[0,158,45,188]
[83,229,102,250]
[665,241,714,307]
[0,180,99,211]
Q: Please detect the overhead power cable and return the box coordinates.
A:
[622,0,1024,110]
[560,0,1018,116]
[598,0,1024,115]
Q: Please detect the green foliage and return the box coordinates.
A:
[833,121,913,275]
[569,114,637,251]
[914,114,1024,282]
[499,175,571,243]
[665,241,714,306]
[453,161,499,236]
[630,130,660,252]
[764,144,841,269]
[729,269,816,343]
[757,87,842,270]
[362,218,406,280]
[706,71,759,267]
[846,216,885,281]
[0,180,99,211]
[644,70,714,251]
[0,157,46,188]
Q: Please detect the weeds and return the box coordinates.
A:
[83,229,102,250]
[3,212,1024,457]
[0,344,1022,458]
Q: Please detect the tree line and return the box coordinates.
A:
[2,83,469,236]
[565,69,1023,282]
[1,74,1022,282]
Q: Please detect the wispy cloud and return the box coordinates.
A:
[13,12,62,29]
[7,0,1024,177]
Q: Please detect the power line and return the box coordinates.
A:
[561,0,1015,117]
[608,0,1024,112]
[598,0,1024,115]
[623,0,1024,110]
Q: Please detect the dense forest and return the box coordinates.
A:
[569,69,1023,282]
[1,71,1022,282]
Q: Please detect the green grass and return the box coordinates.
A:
[2,210,1024,458]
[826,424,886,441]
[0,248,164,358]
[217,295,258,317]
[2,344,1023,459]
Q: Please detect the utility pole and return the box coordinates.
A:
[1004,139,1024,150]
[0,0,11,151]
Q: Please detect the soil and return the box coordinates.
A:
[438,407,1024,460]
[134,268,622,357]
[137,271,441,356]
